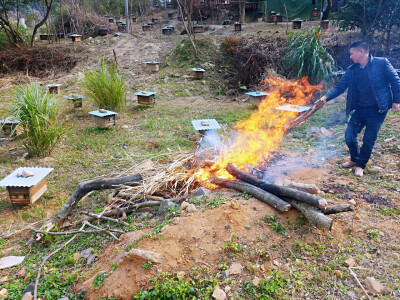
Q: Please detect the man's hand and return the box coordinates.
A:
[315,96,327,109]
[392,103,400,112]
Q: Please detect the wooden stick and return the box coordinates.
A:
[211,177,291,212]
[34,223,86,300]
[29,227,123,236]
[83,221,120,241]
[349,267,372,300]
[283,198,333,230]
[80,211,129,226]
[323,204,353,215]
[226,163,327,208]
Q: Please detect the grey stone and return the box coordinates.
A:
[365,277,385,295]
[346,291,356,298]
[58,297,69,300]
[80,248,92,258]
[186,204,197,212]
[306,127,320,135]
[23,284,35,294]
[86,253,96,265]
[21,292,33,300]
[327,109,347,126]
[158,200,176,213]
[293,132,305,139]
[163,76,169,83]
[212,285,226,300]
[192,187,210,198]
[226,262,242,276]
[0,256,25,269]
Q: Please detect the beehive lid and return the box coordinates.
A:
[246,91,269,97]
[291,19,303,22]
[147,22,155,25]
[70,34,82,37]
[193,25,204,28]
[46,83,61,88]
[99,28,109,30]
[192,68,205,72]
[162,27,172,30]
[63,94,84,101]
[88,110,118,117]
[0,167,54,188]
[134,91,156,96]
[275,104,310,112]
[0,117,20,125]
[167,26,175,29]
[192,119,221,131]
[144,61,161,65]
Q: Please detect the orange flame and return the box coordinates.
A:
[195,77,322,188]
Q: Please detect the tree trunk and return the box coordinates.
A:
[31,0,54,47]
[39,174,142,235]
[284,198,333,230]
[226,163,327,208]
[211,177,291,212]
[239,0,246,23]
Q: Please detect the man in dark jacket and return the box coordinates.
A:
[317,41,400,177]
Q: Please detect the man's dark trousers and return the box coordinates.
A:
[345,107,387,169]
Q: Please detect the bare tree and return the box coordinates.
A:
[177,0,198,56]
[30,0,54,46]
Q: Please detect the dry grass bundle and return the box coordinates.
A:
[0,46,79,77]
[120,151,200,198]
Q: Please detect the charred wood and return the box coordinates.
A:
[226,163,327,208]
[323,204,353,215]
[211,177,291,212]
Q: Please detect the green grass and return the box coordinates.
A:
[10,83,65,157]
[82,59,127,111]
[283,26,336,84]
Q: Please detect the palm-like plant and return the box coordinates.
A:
[82,59,127,111]
[283,27,336,84]
[11,83,64,157]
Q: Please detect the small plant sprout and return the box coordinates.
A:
[142,261,153,270]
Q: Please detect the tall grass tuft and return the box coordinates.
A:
[11,84,65,158]
[82,59,127,111]
[283,26,336,84]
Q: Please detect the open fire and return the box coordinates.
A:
[195,77,323,187]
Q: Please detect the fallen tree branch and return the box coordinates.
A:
[211,177,291,212]
[80,211,129,227]
[29,227,124,236]
[323,204,353,215]
[27,174,142,245]
[34,223,86,300]
[284,99,324,130]
[226,163,327,208]
[82,221,120,241]
[349,267,372,300]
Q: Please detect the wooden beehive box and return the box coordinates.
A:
[144,62,161,72]
[134,91,156,105]
[246,91,269,106]
[0,167,54,205]
[320,20,329,29]
[0,118,20,137]
[192,68,206,79]
[291,19,303,29]
[89,110,118,128]
[162,27,173,35]
[46,84,61,94]
[63,95,84,109]
[192,25,204,33]
[70,34,82,42]
[234,23,242,32]
[142,25,151,31]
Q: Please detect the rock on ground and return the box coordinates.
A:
[364,277,385,295]
[125,249,162,264]
[212,285,226,300]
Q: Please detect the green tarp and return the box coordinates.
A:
[262,0,323,21]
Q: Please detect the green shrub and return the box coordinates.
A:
[283,27,335,84]
[11,84,64,157]
[0,23,33,50]
[82,59,127,111]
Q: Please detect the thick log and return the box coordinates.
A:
[284,198,333,230]
[284,99,325,130]
[226,163,327,208]
[27,174,142,245]
[211,177,291,212]
[323,204,353,215]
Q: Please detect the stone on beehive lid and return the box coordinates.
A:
[124,249,162,264]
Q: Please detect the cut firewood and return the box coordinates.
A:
[283,198,333,230]
[323,204,353,215]
[284,99,325,130]
[268,175,320,194]
[27,174,142,245]
[226,163,327,209]
[211,177,291,212]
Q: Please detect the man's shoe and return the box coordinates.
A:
[342,161,356,168]
[354,167,363,177]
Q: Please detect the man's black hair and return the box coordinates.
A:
[349,41,369,52]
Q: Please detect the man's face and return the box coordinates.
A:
[349,47,365,64]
